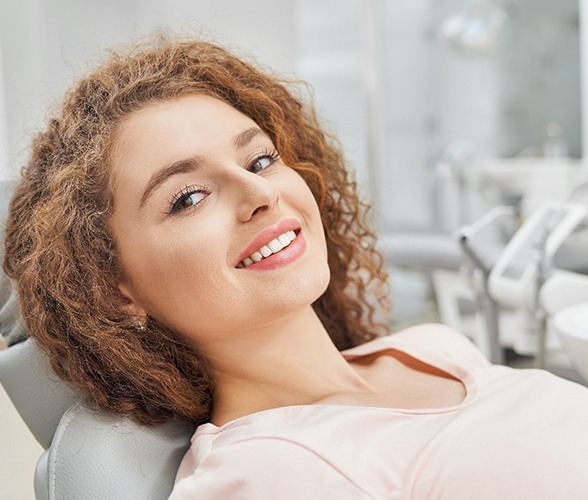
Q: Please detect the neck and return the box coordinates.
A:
[200,306,371,425]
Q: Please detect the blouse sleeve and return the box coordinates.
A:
[169,437,374,499]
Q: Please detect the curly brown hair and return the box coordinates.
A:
[3,36,390,425]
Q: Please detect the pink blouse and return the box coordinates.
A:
[170,324,588,499]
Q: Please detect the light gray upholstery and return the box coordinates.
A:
[0,339,195,499]
[0,275,27,346]
[0,180,28,347]
[39,401,194,500]
[0,340,79,448]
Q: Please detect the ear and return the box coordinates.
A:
[117,280,148,319]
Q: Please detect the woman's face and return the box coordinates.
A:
[109,94,330,346]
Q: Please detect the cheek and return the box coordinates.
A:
[284,171,325,228]
[119,230,226,316]
[301,186,327,252]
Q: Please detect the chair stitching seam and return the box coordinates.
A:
[49,402,85,500]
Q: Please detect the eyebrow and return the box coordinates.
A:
[139,127,268,209]
[233,127,266,149]
[139,156,205,208]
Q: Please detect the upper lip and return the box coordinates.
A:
[235,218,301,267]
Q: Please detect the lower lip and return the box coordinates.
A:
[239,232,307,271]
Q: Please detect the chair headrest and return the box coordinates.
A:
[0,339,80,448]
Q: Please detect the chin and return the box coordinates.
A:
[300,262,331,304]
[270,262,331,311]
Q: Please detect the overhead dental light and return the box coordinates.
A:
[439,0,510,55]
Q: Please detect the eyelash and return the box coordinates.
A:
[167,185,210,215]
[247,148,281,174]
[167,148,281,215]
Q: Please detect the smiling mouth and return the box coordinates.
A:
[236,230,298,268]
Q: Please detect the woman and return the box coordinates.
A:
[4,37,588,499]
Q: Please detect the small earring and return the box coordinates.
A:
[132,317,147,332]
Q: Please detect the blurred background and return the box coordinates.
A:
[1,1,588,498]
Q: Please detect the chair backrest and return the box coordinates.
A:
[0,339,195,500]
[40,400,194,500]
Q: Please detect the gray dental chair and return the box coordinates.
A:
[0,177,194,499]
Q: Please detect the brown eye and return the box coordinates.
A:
[247,152,280,174]
[169,188,207,214]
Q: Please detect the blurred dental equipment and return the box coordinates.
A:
[457,205,516,364]
[487,201,586,357]
[543,122,570,159]
[385,155,588,384]
[437,156,587,231]
[436,141,475,231]
[439,0,510,55]
[542,276,588,382]
[458,177,588,380]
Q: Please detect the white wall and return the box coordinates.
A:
[294,0,369,190]
[581,0,588,157]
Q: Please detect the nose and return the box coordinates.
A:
[234,171,280,222]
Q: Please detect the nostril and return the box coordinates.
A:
[251,204,269,217]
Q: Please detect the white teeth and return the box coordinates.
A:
[238,230,298,268]
[268,239,283,252]
[259,246,272,257]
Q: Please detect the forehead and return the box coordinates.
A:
[108,94,258,189]
[113,94,255,158]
